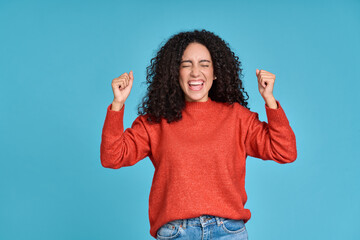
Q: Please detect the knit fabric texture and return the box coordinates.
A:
[100,97,297,238]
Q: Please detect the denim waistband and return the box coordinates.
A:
[168,215,228,229]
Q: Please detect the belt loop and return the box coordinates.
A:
[215,216,224,226]
[215,216,220,226]
[182,219,187,229]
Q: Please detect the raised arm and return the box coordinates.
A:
[100,70,151,168]
[244,69,297,163]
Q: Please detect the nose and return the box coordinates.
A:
[190,65,200,77]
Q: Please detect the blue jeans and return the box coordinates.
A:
[156,215,248,240]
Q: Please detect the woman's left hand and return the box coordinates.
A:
[256,69,278,109]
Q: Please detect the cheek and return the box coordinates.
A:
[206,70,214,78]
[179,69,187,77]
[178,75,186,88]
[179,70,189,84]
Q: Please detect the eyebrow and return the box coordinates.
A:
[180,59,211,64]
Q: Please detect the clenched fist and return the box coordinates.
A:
[111,70,134,111]
[256,69,275,98]
[256,69,278,109]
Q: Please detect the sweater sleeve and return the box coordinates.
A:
[100,103,151,169]
[244,100,297,164]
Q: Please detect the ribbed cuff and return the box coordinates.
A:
[265,100,290,126]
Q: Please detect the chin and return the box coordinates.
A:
[186,95,207,102]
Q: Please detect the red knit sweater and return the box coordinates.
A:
[100,97,297,238]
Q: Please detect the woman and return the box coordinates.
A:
[100,29,297,239]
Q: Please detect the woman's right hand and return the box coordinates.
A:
[111,70,134,111]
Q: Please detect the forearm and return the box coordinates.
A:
[100,104,151,168]
[101,104,126,168]
[246,100,297,163]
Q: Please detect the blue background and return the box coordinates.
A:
[1,0,359,239]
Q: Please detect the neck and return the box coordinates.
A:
[185,97,212,110]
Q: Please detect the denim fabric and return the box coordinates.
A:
[156,215,248,240]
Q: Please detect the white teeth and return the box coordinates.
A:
[188,81,204,86]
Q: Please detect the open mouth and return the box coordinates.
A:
[188,81,204,91]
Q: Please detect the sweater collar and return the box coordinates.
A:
[185,97,213,110]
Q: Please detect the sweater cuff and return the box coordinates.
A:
[265,100,290,126]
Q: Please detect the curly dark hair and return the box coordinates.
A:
[137,29,249,123]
